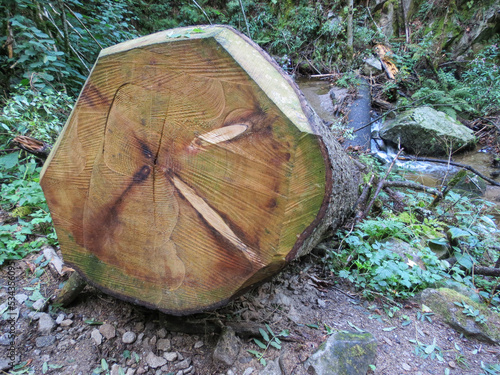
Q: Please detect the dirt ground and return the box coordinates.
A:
[1,248,499,375]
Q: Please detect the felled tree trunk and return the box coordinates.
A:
[40,25,360,315]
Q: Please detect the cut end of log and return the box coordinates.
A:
[39,25,354,315]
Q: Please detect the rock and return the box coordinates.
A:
[38,313,55,335]
[362,56,383,76]
[122,331,137,344]
[125,369,136,375]
[381,238,426,270]
[427,238,451,259]
[435,280,481,303]
[14,294,28,305]
[157,338,171,351]
[60,319,73,327]
[213,327,241,366]
[99,323,116,339]
[157,328,167,339]
[242,368,254,375]
[28,311,43,320]
[304,331,377,375]
[420,288,500,344]
[35,335,56,348]
[146,352,167,369]
[55,313,65,325]
[32,298,47,311]
[110,364,122,375]
[0,358,12,372]
[91,329,103,345]
[174,358,191,370]
[164,352,178,362]
[260,358,282,375]
[379,106,476,156]
[194,340,204,349]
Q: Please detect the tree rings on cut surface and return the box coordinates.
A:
[40,25,355,315]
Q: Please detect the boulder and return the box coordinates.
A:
[379,106,476,156]
[304,331,377,375]
[420,288,500,344]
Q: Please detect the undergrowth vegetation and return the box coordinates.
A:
[327,156,500,311]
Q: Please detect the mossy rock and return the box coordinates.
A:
[420,288,500,344]
[304,331,377,375]
[379,106,476,156]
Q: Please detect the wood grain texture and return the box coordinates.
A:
[40,25,358,314]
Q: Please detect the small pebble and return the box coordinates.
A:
[194,340,204,349]
[99,323,116,339]
[157,328,167,339]
[164,352,178,362]
[60,319,73,327]
[55,313,65,325]
[14,294,28,305]
[91,329,102,345]
[32,298,46,311]
[145,352,167,369]
[122,331,137,344]
[157,338,171,351]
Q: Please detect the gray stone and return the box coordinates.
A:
[145,352,167,369]
[420,288,500,344]
[194,340,204,349]
[125,369,136,375]
[38,313,55,335]
[35,335,56,348]
[381,238,426,270]
[304,331,377,375]
[55,313,65,325]
[60,319,73,327]
[91,329,102,345]
[14,294,28,305]
[164,352,178,362]
[157,328,167,339]
[174,358,191,370]
[110,364,122,375]
[122,331,137,344]
[380,106,476,156]
[99,323,116,339]
[260,358,282,375]
[32,298,47,311]
[28,311,43,320]
[0,358,12,372]
[213,327,241,366]
[242,368,254,375]
[157,338,171,351]
[362,56,383,76]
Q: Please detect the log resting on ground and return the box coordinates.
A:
[40,25,360,315]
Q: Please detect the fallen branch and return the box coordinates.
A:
[383,180,443,198]
[398,155,500,187]
[443,257,500,277]
[12,136,52,159]
[361,148,403,219]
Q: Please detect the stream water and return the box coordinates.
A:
[297,78,500,212]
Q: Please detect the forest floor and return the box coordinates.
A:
[1,247,499,375]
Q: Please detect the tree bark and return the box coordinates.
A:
[40,25,360,315]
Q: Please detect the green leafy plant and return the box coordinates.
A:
[410,337,444,361]
[248,324,289,366]
[454,301,487,324]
